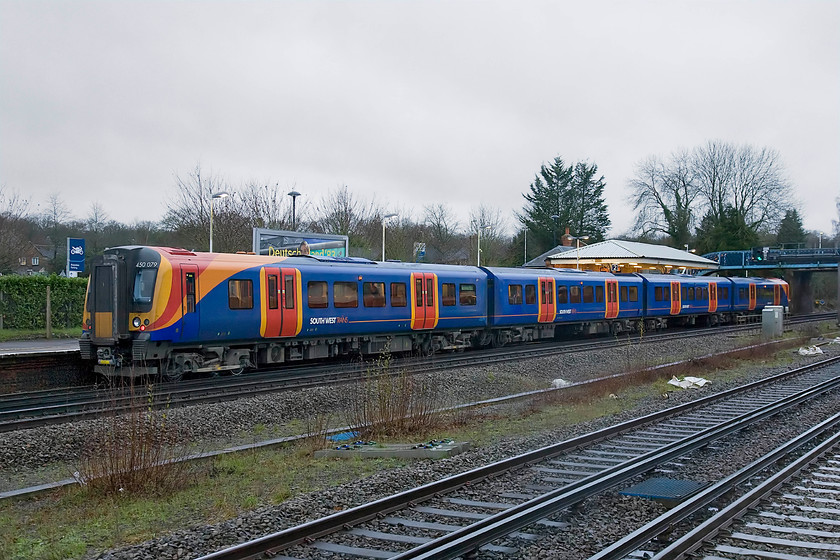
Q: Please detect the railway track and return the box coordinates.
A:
[192,353,840,560]
[1,316,813,432]
[589,410,840,559]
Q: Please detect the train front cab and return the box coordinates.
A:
[80,246,165,376]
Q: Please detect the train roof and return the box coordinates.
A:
[120,247,485,274]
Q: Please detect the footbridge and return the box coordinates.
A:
[702,247,840,314]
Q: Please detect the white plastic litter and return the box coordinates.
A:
[667,376,711,389]
[798,346,824,356]
[551,378,571,389]
[829,338,840,345]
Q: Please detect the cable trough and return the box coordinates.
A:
[194,357,840,560]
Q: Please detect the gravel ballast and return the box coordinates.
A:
[1,324,837,559]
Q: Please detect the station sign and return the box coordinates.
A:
[67,238,85,276]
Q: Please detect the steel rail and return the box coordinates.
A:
[587,410,840,560]
[194,356,840,560]
[385,369,840,560]
[650,414,840,559]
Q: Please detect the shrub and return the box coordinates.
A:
[75,384,196,496]
[0,275,87,330]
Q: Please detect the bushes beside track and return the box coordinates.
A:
[0,274,87,330]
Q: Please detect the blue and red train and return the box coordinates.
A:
[80,246,790,380]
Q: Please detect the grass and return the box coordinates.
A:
[0,339,821,559]
[0,327,82,342]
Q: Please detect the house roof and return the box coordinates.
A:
[523,244,573,268]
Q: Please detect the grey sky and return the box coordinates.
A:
[2,0,838,239]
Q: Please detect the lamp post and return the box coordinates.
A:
[523,228,527,266]
[476,223,491,266]
[550,215,560,247]
[287,190,301,230]
[569,234,589,270]
[209,191,230,253]
[381,213,397,261]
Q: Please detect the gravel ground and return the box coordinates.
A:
[1,323,837,559]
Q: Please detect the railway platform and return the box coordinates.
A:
[0,338,79,358]
[0,339,87,394]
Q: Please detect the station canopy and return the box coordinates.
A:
[543,240,719,274]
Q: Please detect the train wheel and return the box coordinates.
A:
[163,359,184,382]
[230,356,249,376]
[491,332,506,348]
[610,322,623,336]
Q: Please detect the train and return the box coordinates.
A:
[79,246,790,381]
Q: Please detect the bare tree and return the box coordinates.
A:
[469,204,507,265]
[312,185,378,236]
[40,193,74,273]
[423,203,462,263]
[693,140,792,232]
[0,185,30,273]
[628,151,698,248]
[237,181,296,231]
[162,164,251,252]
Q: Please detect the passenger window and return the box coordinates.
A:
[720,287,729,299]
[391,283,407,307]
[363,282,386,307]
[508,284,523,305]
[228,279,253,310]
[558,285,568,304]
[334,281,358,308]
[426,278,434,307]
[415,279,424,307]
[459,284,476,305]
[629,286,638,302]
[664,286,670,300]
[595,285,604,303]
[284,275,294,309]
[441,283,456,306]
[268,275,278,310]
[525,285,536,305]
[687,287,694,300]
[184,272,196,313]
[570,285,581,304]
[739,287,747,299]
[583,286,594,304]
[307,281,328,309]
[620,286,627,302]
[655,286,662,301]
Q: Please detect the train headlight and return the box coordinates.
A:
[132,317,141,328]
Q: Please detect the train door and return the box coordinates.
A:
[411,272,439,330]
[538,277,556,323]
[748,283,757,311]
[180,264,199,341]
[670,281,681,315]
[605,279,619,319]
[708,282,718,313]
[91,263,118,342]
[773,285,781,306]
[261,267,302,338]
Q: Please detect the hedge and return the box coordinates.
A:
[0,275,88,330]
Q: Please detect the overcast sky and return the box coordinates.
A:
[1,0,838,239]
